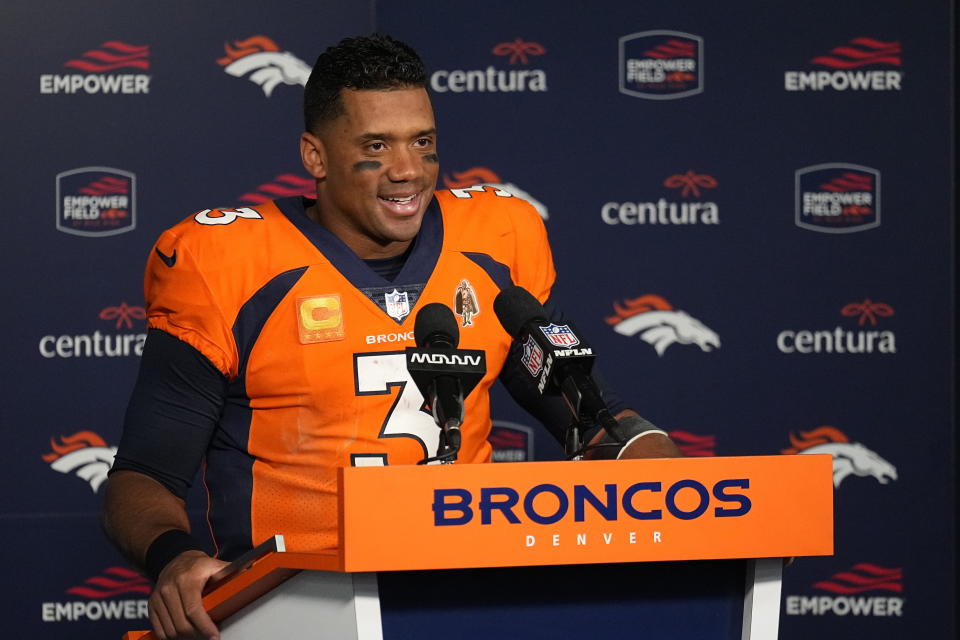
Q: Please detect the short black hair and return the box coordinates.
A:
[304,34,427,133]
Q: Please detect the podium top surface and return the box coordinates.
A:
[336,455,833,572]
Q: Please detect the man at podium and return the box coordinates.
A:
[102,34,681,640]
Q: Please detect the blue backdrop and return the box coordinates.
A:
[0,0,953,637]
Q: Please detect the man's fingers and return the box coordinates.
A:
[158,580,200,638]
[151,552,227,639]
[182,560,228,640]
[149,591,176,639]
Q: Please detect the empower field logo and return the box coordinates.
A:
[56,167,136,236]
[619,31,702,99]
[796,163,880,233]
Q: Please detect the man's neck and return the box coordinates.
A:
[304,201,412,259]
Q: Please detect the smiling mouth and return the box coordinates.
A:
[378,192,422,216]
[379,194,417,204]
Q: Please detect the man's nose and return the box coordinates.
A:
[387,148,422,182]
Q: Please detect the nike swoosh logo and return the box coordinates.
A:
[155,247,177,267]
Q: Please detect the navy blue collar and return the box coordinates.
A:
[273,196,444,290]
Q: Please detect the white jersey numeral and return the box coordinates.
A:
[193,207,263,225]
[353,352,440,466]
[449,184,514,199]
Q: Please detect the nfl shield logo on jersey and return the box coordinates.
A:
[539,323,580,347]
[385,289,411,320]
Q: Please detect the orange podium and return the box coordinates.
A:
[124,455,833,640]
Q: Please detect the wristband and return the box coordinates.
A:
[615,429,670,460]
[144,529,205,583]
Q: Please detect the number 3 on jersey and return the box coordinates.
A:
[353,351,440,466]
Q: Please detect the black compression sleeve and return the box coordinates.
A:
[497,296,628,445]
[110,329,228,498]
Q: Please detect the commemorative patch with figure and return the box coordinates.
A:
[454,279,479,327]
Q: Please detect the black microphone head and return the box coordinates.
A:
[493,285,548,338]
[414,303,460,348]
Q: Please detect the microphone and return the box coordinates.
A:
[493,286,624,454]
[406,303,486,463]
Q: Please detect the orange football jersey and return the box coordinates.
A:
[145,187,555,558]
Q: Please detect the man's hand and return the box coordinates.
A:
[150,550,229,640]
[584,410,685,459]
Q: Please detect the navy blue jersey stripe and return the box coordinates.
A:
[461,252,514,290]
[208,265,307,560]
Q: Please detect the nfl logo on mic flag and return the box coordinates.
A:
[539,323,580,347]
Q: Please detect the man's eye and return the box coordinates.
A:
[414,138,432,148]
[368,142,386,152]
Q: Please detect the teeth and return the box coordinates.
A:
[381,194,416,203]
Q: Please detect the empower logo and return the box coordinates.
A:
[781,426,897,488]
[431,39,548,93]
[42,567,149,622]
[40,41,151,94]
[785,563,903,617]
[218,35,310,96]
[42,431,118,492]
[602,170,719,226]
[606,294,720,356]
[619,31,702,99]
[785,37,902,91]
[443,167,549,219]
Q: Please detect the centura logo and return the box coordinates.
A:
[239,174,315,204]
[781,426,897,488]
[785,563,903,617]
[489,421,535,462]
[40,41,150,95]
[431,39,547,93]
[619,31,702,99]
[443,167,549,219]
[785,38,902,91]
[796,163,880,233]
[42,431,118,492]
[606,294,720,356]
[668,430,716,456]
[602,170,719,226]
[56,167,136,237]
[41,567,150,622]
[217,36,310,97]
[776,298,895,354]
[433,478,751,526]
[39,302,146,359]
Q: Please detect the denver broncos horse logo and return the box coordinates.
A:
[217,36,310,97]
[782,426,897,488]
[43,431,117,492]
[606,294,720,356]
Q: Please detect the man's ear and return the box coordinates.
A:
[300,132,327,179]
